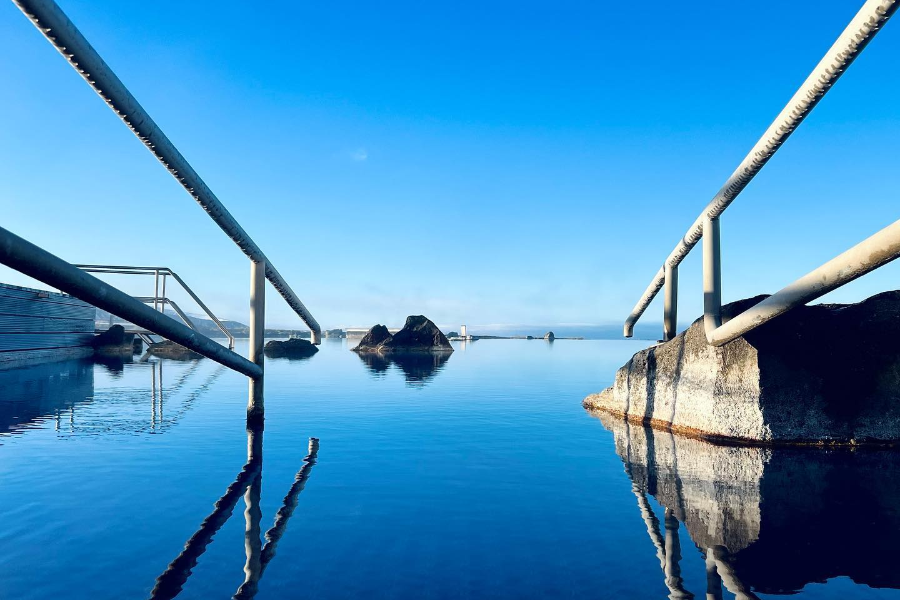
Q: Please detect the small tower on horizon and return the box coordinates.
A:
[460,325,467,339]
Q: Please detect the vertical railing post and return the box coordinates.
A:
[160,273,167,313]
[663,263,678,342]
[703,215,722,339]
[248,260,266,423]
[153,268,160,312]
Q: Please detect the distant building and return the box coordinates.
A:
[346,327,401,337]
[460,325,467,339]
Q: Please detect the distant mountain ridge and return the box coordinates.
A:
[95,309,663,341]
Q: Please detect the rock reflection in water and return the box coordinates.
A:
[93,353,132,376]
[356,352,391,376]
[356,351,451,385]
[595,411,900,597]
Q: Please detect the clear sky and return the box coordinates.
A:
[1,1,899,331]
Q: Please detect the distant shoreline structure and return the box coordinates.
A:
[448,335,584,341]
[340,326,583,341]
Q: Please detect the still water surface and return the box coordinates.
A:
[0,339,898,599]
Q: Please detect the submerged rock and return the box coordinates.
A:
[147,340,203,361]
[264,338,319,359]
[584,291,900,445]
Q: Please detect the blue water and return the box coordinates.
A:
[0,339,898,599]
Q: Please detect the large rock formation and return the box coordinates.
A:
[264,338,319,359]
[595,412,900,594]
[353,316,452,354]
[584,292,900,445]
[352,324,392,352]
[384,315,453,352]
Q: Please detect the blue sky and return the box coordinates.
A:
[1,1,899,331]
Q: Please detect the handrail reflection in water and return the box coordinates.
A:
[0,358,221,437]
[149,426,319,600]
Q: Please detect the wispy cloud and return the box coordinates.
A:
[350,148,368,161]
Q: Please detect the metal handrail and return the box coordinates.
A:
[0,226,261,378]
[76,265,236,349]
[132,297,201,343]
[6,0,329,418]
[12,0,321,344]
[624,0,899,346]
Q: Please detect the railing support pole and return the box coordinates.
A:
[160,273,167,313]
[703,216,722,340]
[663,263,678,342]
[154,268,160,312]
[248,260,266,424]
[620,0,899,337]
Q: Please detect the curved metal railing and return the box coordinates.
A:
[76,265,236,350]
[624,0,899,346]
[11,0,321,343]
[4,0,326,415]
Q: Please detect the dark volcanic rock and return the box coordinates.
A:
[352,324,393,353]
[264,338,319,359]
[92,324,127,347]
[543,331,555,341]
[379,316,453,353]
[353,316,453,354]
[92,325,137,356]
[147,340,203,361]
[584,291,900,444]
